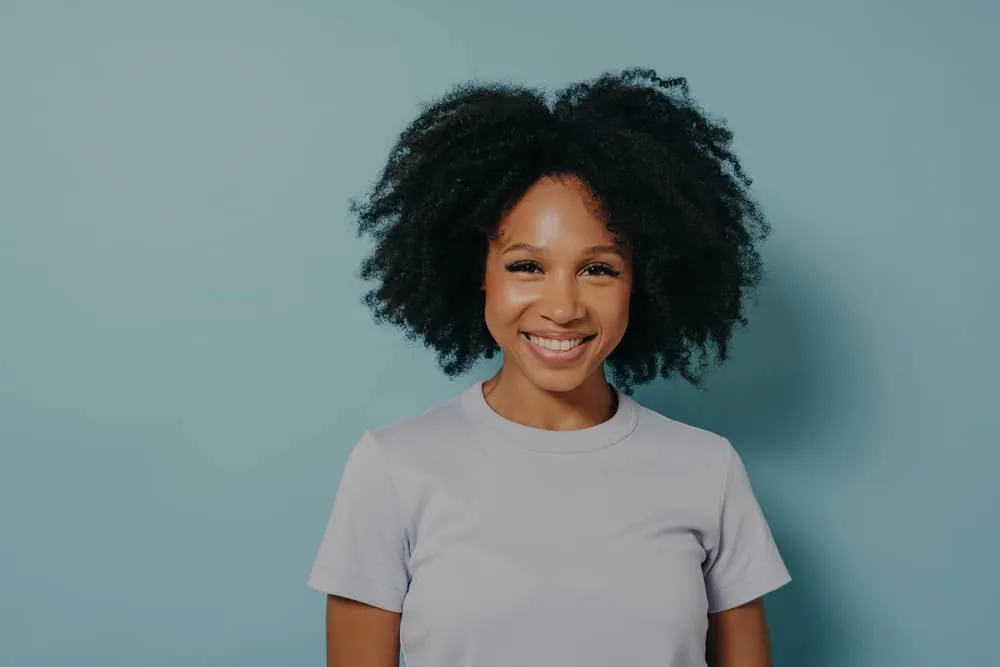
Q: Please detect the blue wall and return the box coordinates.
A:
[2,2,997,665]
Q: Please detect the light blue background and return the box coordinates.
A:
[2,1,997,665]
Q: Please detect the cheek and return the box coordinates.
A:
[483,272,534,328]
[599,284,632,338]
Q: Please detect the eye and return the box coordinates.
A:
[582,263,621,277]
[505,260,542,273]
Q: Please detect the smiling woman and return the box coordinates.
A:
[308,68,789,667]
[483,176,632,413]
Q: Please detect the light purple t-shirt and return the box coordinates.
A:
[308,381,791,667]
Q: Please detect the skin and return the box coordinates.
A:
[325,596,400,667]
[706,599,776,667]
[325,175,777,667]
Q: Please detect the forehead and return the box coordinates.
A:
[495,176,617,248]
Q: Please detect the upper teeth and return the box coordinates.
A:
[527,334,585,351]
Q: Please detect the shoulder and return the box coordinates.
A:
[359,387,474,467]
[628,397,736,476]
[370,391,466,441]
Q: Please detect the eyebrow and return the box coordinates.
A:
[501,243,624,257]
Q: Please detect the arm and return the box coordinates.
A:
[325,595,401,667]
[309,434,410,666]
[703,444,790,667]
[706,598,774,667]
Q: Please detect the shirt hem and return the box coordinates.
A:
[307,566,406,613]
[707,566,792,613]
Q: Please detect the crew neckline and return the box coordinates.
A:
[459,380,639,454]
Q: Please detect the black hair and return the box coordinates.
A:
[351,67,769,392]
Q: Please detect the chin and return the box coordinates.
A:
[519,365,599,395]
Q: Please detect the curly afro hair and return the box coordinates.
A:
[351,68,770,393]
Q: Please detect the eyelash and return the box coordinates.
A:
[504,261,621,278]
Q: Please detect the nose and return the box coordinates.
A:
[540,273,583,325]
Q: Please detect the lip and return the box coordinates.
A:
[519,331,594,366]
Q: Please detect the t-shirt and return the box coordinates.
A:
[307,381,791,667]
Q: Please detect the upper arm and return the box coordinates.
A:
[308,434,410,665]
[308,432,411,607]
[706,598,773,667]
[326,595,401,667]
[702,444,788,666]
[703,443,791,613]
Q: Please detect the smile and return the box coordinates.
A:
[519,333,597,364]
[524,333,590,351]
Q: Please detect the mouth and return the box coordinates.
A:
[519,332,597,364]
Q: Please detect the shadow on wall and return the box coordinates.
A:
[632,252,838,450]
[634,251,862,667]
[759,500,863,667]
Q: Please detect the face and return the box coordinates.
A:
[483,176,632,394]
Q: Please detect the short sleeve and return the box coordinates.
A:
[703,443,791,613]
[306,431,411,612]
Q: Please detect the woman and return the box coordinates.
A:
[308,68,791,667]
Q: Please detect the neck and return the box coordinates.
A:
[482,367,617,431]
